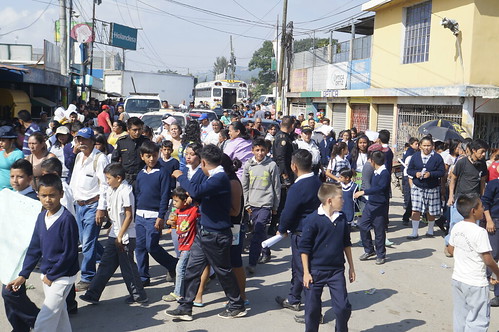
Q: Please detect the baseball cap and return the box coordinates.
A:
[0,126,17,139]
[199,114,209,120]
[75,127,94,139]
[55,126,70,135]
[301,126,313,133]
[368,143,389,153]
[101,105,110,110]
[162,117,177,125]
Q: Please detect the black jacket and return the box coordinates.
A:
[111,135,149,176]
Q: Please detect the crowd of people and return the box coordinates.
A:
[1,99,499,332]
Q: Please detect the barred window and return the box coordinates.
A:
[403,1,432,64]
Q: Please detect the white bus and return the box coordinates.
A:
[194,80,248,109]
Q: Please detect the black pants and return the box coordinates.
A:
[402,176,412,221]
[178,229,244,312]
[2,283,76,332]
[288,233,304,305]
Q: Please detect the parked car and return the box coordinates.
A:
[124,93,162,118]
[188,109,218,122]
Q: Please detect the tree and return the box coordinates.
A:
[248,40,275,96]
[213,56,228,78]
[293,37,336,53]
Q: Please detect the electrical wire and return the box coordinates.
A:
[0,0,54,37]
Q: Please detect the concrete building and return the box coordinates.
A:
[286,0,499,152]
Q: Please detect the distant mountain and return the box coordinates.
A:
[193,66,260,83]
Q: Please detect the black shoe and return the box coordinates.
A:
[258,255,271,264]
[67,302,78,314]
[166,270,176,283]
[75,281,90,292]
[491,296,499,307]
[402,220,409,226]
[217,308,247,319]
[424,233,434,238]
[275,296,300,311]
[125,296,148,304]
[79,294,99,305]
[165,308,193,321]
[359,252,375,261]
[142,279,151,287]
[375,257,386,265]
[406,235,419,240]
[294,314,324,324]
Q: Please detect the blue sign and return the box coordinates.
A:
[109,23,137,50]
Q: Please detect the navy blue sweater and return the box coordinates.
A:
[278,174,322,233]
[342,182,358,222]
[160,158,180,191]
[135,162,171,218]
[20,208,79,281]
[299,210,351,270]
[363,168,390,205]
[189,168,208,202]
[384,148,394,174]
[407,151,445,189]
[178,170,232,232]
[482,179,499,218]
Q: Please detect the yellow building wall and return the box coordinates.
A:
[469,0,499,85]
[370,0,483,89]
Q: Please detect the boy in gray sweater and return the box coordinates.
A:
[242,138,281,274]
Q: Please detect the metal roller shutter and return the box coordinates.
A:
[332,103,346,135]
[377,104,394,132]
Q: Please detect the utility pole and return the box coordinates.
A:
[88,0,97,99]
[68,0,73,73]
[274,14,279,103]
[277,0,288,113]
[229,36,236,80]
[59,0,68,76]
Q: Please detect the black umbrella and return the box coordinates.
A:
[418,119,469,138]
[422,126,464,142]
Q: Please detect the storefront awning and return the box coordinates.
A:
[30,97,56,108]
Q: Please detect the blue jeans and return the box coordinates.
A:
[445,204,464,245]
[173,250,190,296]
[75,202,103,282]
[288,233,304,305]
[135,215,178,281]
[248,207,271,266]
[452,279,489,332]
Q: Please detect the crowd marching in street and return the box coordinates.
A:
[2,98,499,332]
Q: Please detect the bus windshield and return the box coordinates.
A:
[125,99,161,114]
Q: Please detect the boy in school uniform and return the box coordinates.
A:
[168,144,246,321]
[275,149,322,311]
[482,178,499,306]
[2,160,40,332]
[300,183,355,332]
[134,140,177,286]
[242,137,281,274]
[79,162,148,305]
[163,187,200,302]
[338,168,358,227]
[8,174,79,332]
[354,150,391,265]
[448,194,499,331]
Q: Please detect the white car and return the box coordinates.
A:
[140,110,190,134]
[124,93,162,118]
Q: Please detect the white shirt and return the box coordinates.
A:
[449,220,492,287]
[200,124,213,142]
[355,153,368,172]
[296,139,321,166]
[107,180,135,244]
[317,205,341,224]
[374,164,387,176]
[204,130,220,146]
[187,164,202,180]
[61,182,76,217]
[208,165,224,178]
[295,172,314,183]
[45,206,64,229]
[49,145,70,178]
[69,148,109,210]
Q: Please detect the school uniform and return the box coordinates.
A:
[358,165,390,259]
[341,181,358,225]
[299,208,352,332]
[135,161,177,283]
[19,207,79,332]
[278,173,322,305]
[482,179,499,300]
[177,166,245,313]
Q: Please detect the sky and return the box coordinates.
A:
[0,0,370,75]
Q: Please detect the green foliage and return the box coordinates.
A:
[293,38,336,53]
[213,56,228,77]
[248,40,275,97]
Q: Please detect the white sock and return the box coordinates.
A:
[427,221,435,235]
[410,220,419,237]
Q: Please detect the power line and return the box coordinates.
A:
[294,0,362,25]
[0,0,54,37]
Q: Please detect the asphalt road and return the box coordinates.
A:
[2,186,499,332]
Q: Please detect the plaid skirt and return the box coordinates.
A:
[411,185,441,216]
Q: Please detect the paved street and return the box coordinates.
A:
[2,187,499,332]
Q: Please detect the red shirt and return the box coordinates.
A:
[97,111,111,134]
[489,161,499,182]
[175,205,200,251]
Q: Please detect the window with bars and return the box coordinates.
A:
[403,1,432,64]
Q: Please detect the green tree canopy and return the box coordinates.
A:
[213,56,228,78]
[248,40,275,96]
[293,37,336,53]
